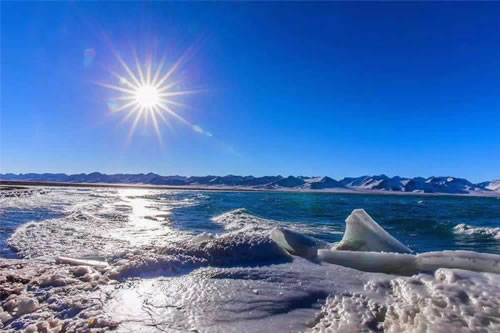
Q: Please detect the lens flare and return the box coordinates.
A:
[98,50,207,143]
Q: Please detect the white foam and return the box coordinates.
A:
[454,223,500,240]
[7,188,194,259]
[212,208,343,236]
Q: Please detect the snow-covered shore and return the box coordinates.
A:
[1,186,499,332]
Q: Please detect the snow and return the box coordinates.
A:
[485,180,500,192]
[310,268,500,333]
[3,173,500,196]
[0,257,116,331]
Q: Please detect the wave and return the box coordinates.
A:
[8,207,294,280]
[212,208,343,236]
[109,232,290,280]
[453,223,500,240]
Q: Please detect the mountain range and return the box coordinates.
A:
[1,172,499,195]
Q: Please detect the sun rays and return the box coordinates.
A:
[98,51,208,143]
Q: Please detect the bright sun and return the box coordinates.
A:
[135,85,160,108]
[97,51,204,142]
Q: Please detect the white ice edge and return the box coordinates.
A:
[56,256,109,267]
[271,208,500,275]
[317,249,500,275]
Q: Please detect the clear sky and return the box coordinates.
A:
[1,2,499,182]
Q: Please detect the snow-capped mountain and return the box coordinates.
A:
[1,173,498,195]
[308,176,344,189]
[477,180,500,192]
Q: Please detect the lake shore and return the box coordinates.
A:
[1,180,499,198]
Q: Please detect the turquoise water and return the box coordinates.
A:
[168,191,500,254]
[1,188,500,258]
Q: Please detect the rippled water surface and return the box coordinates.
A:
[1,187,499,258]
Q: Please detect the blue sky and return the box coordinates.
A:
[1,2,499,182]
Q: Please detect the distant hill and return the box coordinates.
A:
[1,172,499,196]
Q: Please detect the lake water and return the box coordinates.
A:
[1,187,499,258]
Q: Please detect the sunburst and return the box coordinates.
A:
[98,51,205,142]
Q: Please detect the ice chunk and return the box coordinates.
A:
[56,256,109,267]
[417,250,500,274]
[334,209,412,253]
[16,297,39,316]
[270,227,329,259]
[318,250,419,275]
[191,232,215,244]
[318,249,500,275]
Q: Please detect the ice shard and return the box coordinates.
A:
[333,209,413,253]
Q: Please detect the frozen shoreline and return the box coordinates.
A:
[1,187,499,332]
[2,253,499,332]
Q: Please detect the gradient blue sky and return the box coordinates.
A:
[1,2,499,182]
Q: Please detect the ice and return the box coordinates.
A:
[311,268,500,333]
[270,227,330,259]
[103,257,372,332]
[15,297,39,316]
[56,256,109,267]
[2,188,500,332]
[417,250,500,274]
[318,250,419,275]
[0,258,116,331]
[317,249,500,275]
[271,209,500,275]
[333,209,413,253]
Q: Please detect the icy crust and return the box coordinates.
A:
[103,257,370,333]
[0,258,117,332]
[454,223,500,240]
[310,268,500,333]
[8,209,130,259]
[108,232,290,280]
[1,232,292,331]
